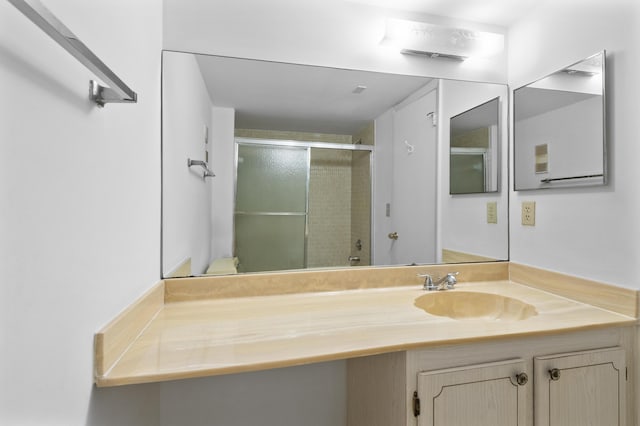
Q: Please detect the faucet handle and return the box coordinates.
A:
[417,273,436,290]
[445,272,459,288]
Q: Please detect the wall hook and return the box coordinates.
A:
[404,140,415,154]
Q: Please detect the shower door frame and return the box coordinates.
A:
[234,137,374,272]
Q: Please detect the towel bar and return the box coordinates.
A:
[8,0,138,107]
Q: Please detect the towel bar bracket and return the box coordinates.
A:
[90,81,137,107]
[187,158,215,179]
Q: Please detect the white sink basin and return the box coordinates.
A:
[414,291,538,321]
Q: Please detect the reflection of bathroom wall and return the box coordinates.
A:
[162,52,214,276]
[210,106,236,263]
[351,123,374,266]
[308,149,352,268]
[371,110,394,266]
[353,122,375,146]
[515,96,602,189]
[351,151,371,266]
[439,80,509,262]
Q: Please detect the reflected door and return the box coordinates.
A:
[390,90,438,265]
[235,144,309,272]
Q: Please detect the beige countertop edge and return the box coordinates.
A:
[94,318,635,388]
[94,282,165,378]
[509,263,639,318]
[94,262,639,388]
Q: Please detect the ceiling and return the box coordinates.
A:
[514,88,598,121]
[451,98,499,136]
[344,0,541,27]
[196,55,432,135]
[189,0,542,136]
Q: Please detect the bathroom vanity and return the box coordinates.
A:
[348,330,629,426]
[94,262,637,425]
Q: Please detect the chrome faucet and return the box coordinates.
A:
[417,272,459,291]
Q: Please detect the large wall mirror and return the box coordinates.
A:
[162,50,509,278]
[514,51,606,190]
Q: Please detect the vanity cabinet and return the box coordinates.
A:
[533,347,626,426]
[416,359,529,426]
[347,328,632,426]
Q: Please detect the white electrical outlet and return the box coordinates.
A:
[521,201,536,226]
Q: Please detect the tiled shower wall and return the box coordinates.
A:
[451,127,489,148]
[350,150,371,266]
[350,122,374,266]
[307,149,352,267]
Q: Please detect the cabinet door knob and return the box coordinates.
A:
[515,372,528,386]
[549,368,561,381]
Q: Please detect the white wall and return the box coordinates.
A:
[163,0,508,84]
[372,110,394,265]
[508,0,640,288]
[438,80,509,261]
[162,52,214,275]
[210,106,236,261]
[0,0,162,425]
[388,90,438,265]
[514,96,603,190]
[160,362,346,426]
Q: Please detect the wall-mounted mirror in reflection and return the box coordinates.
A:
[162,50,509,278]
[514,51,606,190]
[450,97,500,194]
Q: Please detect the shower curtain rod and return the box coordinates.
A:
[8,0,137,107]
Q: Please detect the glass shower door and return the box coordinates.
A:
[235,143,309,273]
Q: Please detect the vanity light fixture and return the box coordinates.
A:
[353,85,368,94]
[380,18,504,60]
[561,69,598,77]
[562,53,603,76]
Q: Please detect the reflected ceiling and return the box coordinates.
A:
[195,55,432,134]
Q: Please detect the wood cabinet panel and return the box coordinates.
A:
[417,359,529,426]
[534,347,626,426]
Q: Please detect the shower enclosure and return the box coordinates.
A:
[234,138,372,273]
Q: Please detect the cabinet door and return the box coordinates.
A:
[417,359,529,426]
[534,347,626,426]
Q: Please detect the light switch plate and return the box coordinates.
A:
[487,202,498,224]
[522,201,536,226]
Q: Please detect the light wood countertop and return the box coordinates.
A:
[95,280,635,387]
